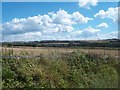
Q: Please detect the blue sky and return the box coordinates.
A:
[1,1,119,41]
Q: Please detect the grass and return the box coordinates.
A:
[2,47,119,58]
[1,47,119,88]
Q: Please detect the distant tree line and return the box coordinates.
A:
[2,39,120,48]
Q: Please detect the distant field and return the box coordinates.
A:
[2,47,119,59]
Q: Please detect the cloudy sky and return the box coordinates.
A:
[1,1,119,41]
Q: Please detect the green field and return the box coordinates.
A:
[1,47,119,88]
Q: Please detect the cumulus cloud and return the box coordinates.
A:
[2,9,93,41]
[94,7,119,22]
[0,24,2,30]
[71,27,118,40]
[97,23,108,28]
[48,9,74,25]
[2,17,42,35]
[98,31,118,39]
[72,11,93,24]
[2,32,42,42]
[78,0,98,9]
[71,26,100,39]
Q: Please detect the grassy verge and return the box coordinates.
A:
[2,49,119,88]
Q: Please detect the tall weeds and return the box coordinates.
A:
[2,49,118,88]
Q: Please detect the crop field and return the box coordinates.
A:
[1,46,119,88]
[2,47,119,57]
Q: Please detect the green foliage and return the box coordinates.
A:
[2,50,118,88]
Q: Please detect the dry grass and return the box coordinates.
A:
[1,46,118,59]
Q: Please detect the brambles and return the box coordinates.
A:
[2,49,118,88]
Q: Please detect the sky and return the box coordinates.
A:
[1,1,119,41]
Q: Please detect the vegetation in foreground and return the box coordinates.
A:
[2,49,119,88]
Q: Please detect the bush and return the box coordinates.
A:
[2,50,118,88]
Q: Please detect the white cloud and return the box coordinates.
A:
[0,23,2,29]
[49,9,74,25]
[2,16,43,35]
[71,28,118,40]
[98,31,118,39]
[94,7,118,22]
[72,11,93,24]
[2,32,42,42]
[97,23,108,28]
[71,26,100,39]
[2,9,93,41]
[84,26,100,33]
[78,0,98,9]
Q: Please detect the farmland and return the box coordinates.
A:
[2,46,119,58]
[1,40,120,88]
[1,40,119,88]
